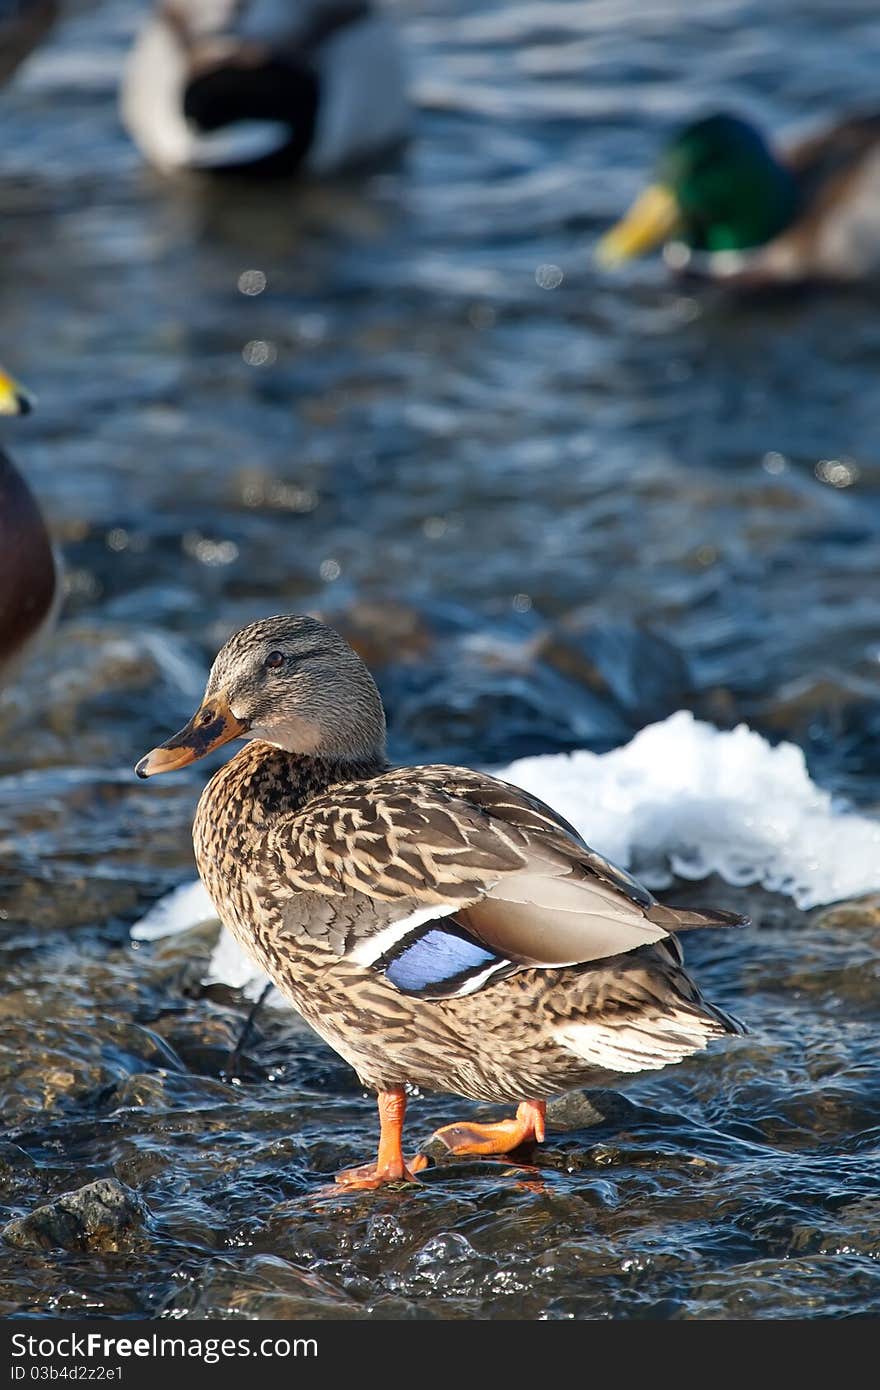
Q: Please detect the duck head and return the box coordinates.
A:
[597,113,799,265]
[136,614,387,777]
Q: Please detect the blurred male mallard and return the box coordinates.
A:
[137,615,746,1190]
[120,0,409,175]
[0,366,57,679]
[597,110,880,286]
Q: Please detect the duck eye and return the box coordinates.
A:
[264,650,286,670]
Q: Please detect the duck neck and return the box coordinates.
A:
[201,740,386,833]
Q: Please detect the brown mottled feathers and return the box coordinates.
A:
[198,746,744,974]
[785,113,880,182]
[190,737,745,1101]
[264,766,645,900]
[261,772,653,967]
[259,763,734,967]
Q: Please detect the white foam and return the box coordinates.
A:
[503,711,880,910]
[132,878,284,1004]
[131,711,880,1002]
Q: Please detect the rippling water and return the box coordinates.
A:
[1,0,880,1319]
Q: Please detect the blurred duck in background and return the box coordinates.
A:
[121,0,409,176]
[597,110,880,287]
[0,368,58,680]
[0,0,57,83]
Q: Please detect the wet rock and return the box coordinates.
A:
[99,1019,185,1072]
[386,658,630,766]
[112,1148,170,1189]
[0,876,143,934]
[757,673,877,733]
[538,619,693,726]
[161,1253,364,1319]
[755,675,880,791]
[328,600,436,671]
[110,1072,171,1110]
[0,620,205,775]
[150,1013,240,1076]
[546,1090,633,1132]
[8,1061,120,1114]
[811,893,880,930]
[3,1178,146,1253]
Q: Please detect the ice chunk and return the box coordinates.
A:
[203,924,286,1007]
[132,877,284,1004]
[132,879,216,942]
[130,711,880,1000]
[503,711,880,910]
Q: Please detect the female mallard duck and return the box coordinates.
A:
[597,110,880,286]
[137,615,746,1189]
[120,0,409,176]
[0,366,57,680]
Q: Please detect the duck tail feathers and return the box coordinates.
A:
[647,903,750,932]
[703,996,748,1037]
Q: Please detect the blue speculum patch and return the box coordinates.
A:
[384,927,499,995]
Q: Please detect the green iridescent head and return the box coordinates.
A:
[598,113,800,264]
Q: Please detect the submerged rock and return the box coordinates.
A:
[811,893,880,929]
[546,1090,634,1132]
[2,1177,146,1253]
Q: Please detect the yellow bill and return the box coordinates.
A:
[595,184,682,266]
[0,365,35,416]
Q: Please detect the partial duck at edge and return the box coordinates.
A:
[598,110,880,288]
[0,367,57,680]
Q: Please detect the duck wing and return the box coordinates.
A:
[265,766,746,1001]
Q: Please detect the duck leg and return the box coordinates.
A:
[433,1099,547,1157]
[335,1086,429,1189]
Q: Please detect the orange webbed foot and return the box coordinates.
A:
[330,1088,428,1190]
[334,1152,429,1190]
[433,1100,547,1157]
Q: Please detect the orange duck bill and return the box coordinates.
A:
[135,691,247,778]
